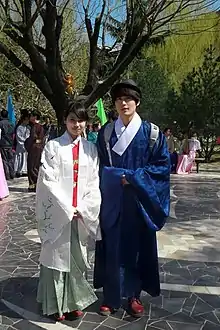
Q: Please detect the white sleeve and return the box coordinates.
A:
[36,141,75,243]
[77,144,101,239]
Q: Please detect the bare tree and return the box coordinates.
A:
[0,0,218,125]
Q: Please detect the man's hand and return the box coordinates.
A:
[121,175,129,186]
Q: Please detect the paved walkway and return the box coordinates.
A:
[1,175,220,330]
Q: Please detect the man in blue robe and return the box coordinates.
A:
[94,80,170,318]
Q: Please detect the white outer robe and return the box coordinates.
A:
[36,132,101,272]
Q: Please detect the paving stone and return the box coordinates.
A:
[167,321,201,330]
[82,313,107,323]
[102,316,129,328]
[148,320,172,329]
[78,322,99,330]
[1,176,220,329]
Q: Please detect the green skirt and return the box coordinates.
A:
[37,221,97,316]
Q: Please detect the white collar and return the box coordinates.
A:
[63,131,81,146]
[112,113,142,156]
[115,116,126,139]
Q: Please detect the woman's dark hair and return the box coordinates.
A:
[1,110,8,119]
[92,123,99,130]
[164,127,171,134]
[20,108,30,121]
[65,101,89,121]
[111,87,141,104]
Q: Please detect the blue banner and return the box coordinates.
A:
[7,90,16,126]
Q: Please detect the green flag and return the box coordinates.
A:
[96,98,107,126]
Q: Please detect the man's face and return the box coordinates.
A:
[65,113,86,138]
[115,96,138,119]
[29,115,36,124]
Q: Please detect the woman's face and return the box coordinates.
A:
[65,113,86,138]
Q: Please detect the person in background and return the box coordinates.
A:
[42,116,51,144]
[48,124,59,141]
[176,132,201,174]
[36,102,101,322]
[107,110,118,123]
[94,79,170,318]
[164,128,174,153]
[0,110,15,180]
[14,112,30,177]
[164,127,178,173]
[87,123,100,144]
[0,130,9,200]
[85,123,93,139]
[25,111,44,192]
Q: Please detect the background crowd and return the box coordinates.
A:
[0,106,202,202]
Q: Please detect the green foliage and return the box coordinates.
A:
[166,46,220,161]
[129,57,170,124]
[145,12,220,90]
[60,8,89,91]
[0,55,53,120]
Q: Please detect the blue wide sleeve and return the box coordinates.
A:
[125,131,170,231]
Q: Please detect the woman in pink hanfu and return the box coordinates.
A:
[0,152,9,200]
[176,133,201,174]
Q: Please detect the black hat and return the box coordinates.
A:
[110,79,142,98]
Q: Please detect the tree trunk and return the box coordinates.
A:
[49,93,69,129]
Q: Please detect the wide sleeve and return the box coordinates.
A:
[77,144,101,239]
[16,126,30,144]
[125,131,170,231]
[96,125,111,167]
[36,140,75,243]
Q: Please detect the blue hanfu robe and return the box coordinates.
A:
[94,120,170,309]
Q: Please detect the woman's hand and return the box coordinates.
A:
[73,210,82,220]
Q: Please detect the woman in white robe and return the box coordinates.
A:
[36,103,101,321]
[14,114,30,177]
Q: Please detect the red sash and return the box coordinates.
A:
[72,142,79,207]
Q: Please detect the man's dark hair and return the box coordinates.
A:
[110,79,141,104]
[31,110,41,120]
[1,110,8,119]
[65,101,89,122]
[20,108,30,120]
[111,87,141,104]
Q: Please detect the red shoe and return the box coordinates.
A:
[128,298,144,318]
[67,310,84,319]
[52,313,65,321]
[100,305,111,316]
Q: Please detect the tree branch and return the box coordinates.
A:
[60,0,71,16]
[83,0,107,93]
[24,0,32,25]
[3,24,48,73]
[84,32,169,107]
[93,0,106,45]
[0,41,34,79]
[26,0,47,30]
[83,5,93,40]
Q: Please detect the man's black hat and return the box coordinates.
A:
[110,79,142,98]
